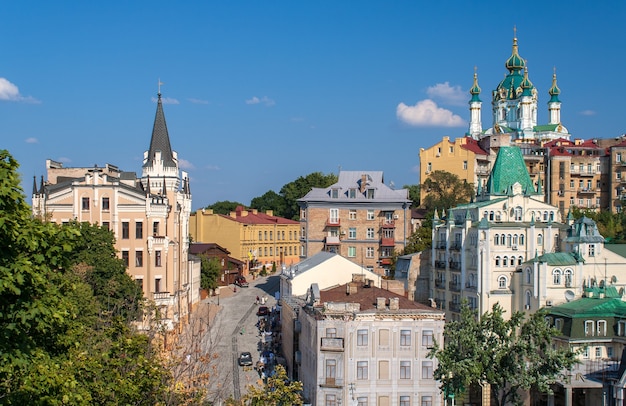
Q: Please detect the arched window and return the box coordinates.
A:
[525,267,532,284]
[564,269,573,287]
[514,206,523,221]
[495,256,501,266]
[507,234,512,247]
[495,211,502,221]
[538,234,543,245]
[525,290,532,308]
[513,235,518,245]
[498,275,508,289]
[503,256,508,266]
[500,234,506,245]
[494,234,499,245]
[489,211,495,221]
[484,211,489,219]
[549,211,555,221]
[552,269,562,285]
[519,235,525,245]
[543,211,549,222]
[518,256,524,266]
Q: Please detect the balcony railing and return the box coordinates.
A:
[449,301,461,312]
[448,281,461,292]
[320,377,343,388]
[380,220,395,228]
[577,188,596,194]
[380,238,395,247]
[435,279,446,288]
[435,260,446,269]
[449,261,461,270]
[325,236,341,246]
[436,242,447,250]
[320,337,344,352]
[326,218,341,227]
[152,291,171,300]
[465,283,478,291]
[450,242,462,250]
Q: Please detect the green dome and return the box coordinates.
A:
[505,37,525,72]
[520,67,534,96]
[469,71,481,102]
[549,71,561,103]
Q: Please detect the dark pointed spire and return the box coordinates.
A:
[144,90,176,168]
[40,176,44,194]
[162,175,167,195]
[146,174,151,195]
[32,176,38,195]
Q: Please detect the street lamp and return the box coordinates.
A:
[447,372,455,406]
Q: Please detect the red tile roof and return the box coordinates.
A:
[220,206,300,225]
[460,137,488,155]
[319,283,437,312]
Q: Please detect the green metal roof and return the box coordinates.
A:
[604,244,626,259]
[525,252,580,266]
[486,146,536,195]
[549,295,626,319]
[533,124,560,132]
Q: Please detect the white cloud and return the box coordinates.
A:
[205,164,220,171]
[396,100,466,127]
[179,159,194,170]
[245,96,275,107]
[25,137,38,144]
[188,98,209,104]
[58,157,72,163]
[151,96,180,104]
[579,110,596,116]
[0,77,40,103]
[426,82,466,106]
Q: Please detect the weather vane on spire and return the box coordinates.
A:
[158,78,164,95]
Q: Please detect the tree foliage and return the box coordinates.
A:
[421,170,474,211]
[205,200,245,215]
[234,364,303,405]
[279,172,338,220]
[429,303,577,406]
[571,206,626,242]
[403,184,420,208]
[200,255,222,291]
[250,191,286,216]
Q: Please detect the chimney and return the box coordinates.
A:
[376,297,387,309]
[389,297,400,311]
[347,283,358,295]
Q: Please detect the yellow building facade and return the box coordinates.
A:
[189,206,300,275]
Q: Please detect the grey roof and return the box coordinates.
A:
[283,251,337,279]
[144,93,176,168]
[298,171,410,203]
[565,216,605,244]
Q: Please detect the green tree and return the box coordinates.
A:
[403,221,433,255]
[200,255,221,291]
[421,170,474,211]
[279,172,338,220]
[250,190,286,217]
[403,184,420,207]
[430,303,577,406]
[205,200,244,215]
[239,365,303,405]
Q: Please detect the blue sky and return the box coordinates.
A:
[3,1,625,211]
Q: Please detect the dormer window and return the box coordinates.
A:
[366,189,375,199]
[589,244,596,257]
[331,188,339,198]
[349,189,356,198]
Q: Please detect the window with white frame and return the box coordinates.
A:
[498,275,507,289]
[325,359,336,378]
[421,396,433,406]
[400,361,411,379]
[400,396,410,406]
[357,397,368,406]
[518,256,523,265]
[349,209,357,220]
[357,361,368,380]
[357,329,368,346]
[495,256,501,266]
[367,210,375,220]
[595,347,602,358]
[326,328,337,338]
[400,330,411,346]
[422,330,434,347]
[608,347,614,358]
[325,394,337,406]
[520,234,524,245]
[331,188,339,198]
[597,320,607,336]
[348,246,356,257]
[349,227,356,239]
[583,346,589,358]
[494,234,499,245]
[564,269,573,286]
[619,321,626,337]
[526,268,532,283]
[421,361,433,379]
[585,320,594,336]
[366,247,375,258]
[537,234,543,245]
[589,244,596,257]
[329,208,339,224]
[349,189,357,199]
[366,228,375,239]
[514,206,522,221]
[552,269,562,285]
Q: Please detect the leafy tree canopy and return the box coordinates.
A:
[200,255,222,291]
[250,190,286,216]
[205,200,245,215]
[429,303,577,406]
[403,184,420,208]
[279,172,337,220]
[571,206,626,242]
[421,170,473,211]
[232,364,303,405]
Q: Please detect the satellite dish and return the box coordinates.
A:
[612,275,618,283]
[564,290,575,302]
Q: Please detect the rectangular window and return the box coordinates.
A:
[82,197,90,210]
[589,244,596,257]
[595,347,602,358]
[427,162,432,172]
[331,188,339,198]
[135,250,143,267]
[378,360,389,380]
[379,329,390,346]
[325,394,337,406]
[155,278,161,293]
[330,208,339,224]
[366,228,375,239]
[400,329,411,346]
[135,222,143,239]
[608,346,614,358]
[102,221,109,230]
[421,396,433,406]
[421,360,433,379]
[122,221,129,239]
[349,209,357,220]
[597,320,607,336]
[135,278,143,291]
[326,328,337,338]
[367,210,375,220]
[422,330,434,348]
[349,189,357,199]
[618,153,623,163]
[400,361,411,379]
[583,346,589,358]
[357,397,368,406]
[349,227,357,239]
[400,396,410,406]
[366,247,374,258]
[366,189,375,199]
[585,320,594,336]
[155,250,162,267]
[122,250,129,267]
[325,359,336,378]
[463,160,468,170]
[357,329,368,346]
[357,361,368,380]
[153,221,159,236]
[102,197,109,210]
[348,246,356,257]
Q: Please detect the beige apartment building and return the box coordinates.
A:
[32,93,197,328]
[297,171,412,275]
[189,206,300,275]
[281,277,445,406]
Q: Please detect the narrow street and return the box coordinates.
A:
[203,273,280,403]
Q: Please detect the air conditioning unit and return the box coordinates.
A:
[393,215,399,220]
[512,245,518,250]
[524,304,530,310]
[340,230,346,235]
[546,300,553,307]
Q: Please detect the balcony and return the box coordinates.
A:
[434,260,446,269]
[570,168,597,177]
[435,279,446,288]
[380,220,395,229]
[449,261,461,270]
[320,377,343,388]
[380,238,395,247]
[465,283,478,291]
[326,218,341,227]
[379,258,392,266]
[320,337,344,352]
[450,242,462,250]
[436,242,447,250]
[449,301,461,313]
[448,281,461,292]
[325,236,341,246]
[152,291,171,300]
[577,188,596,195]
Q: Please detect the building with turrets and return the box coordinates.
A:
[32,92,198,329]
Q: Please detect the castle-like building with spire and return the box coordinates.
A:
[32,92,198,329]
[420,31,626,215]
